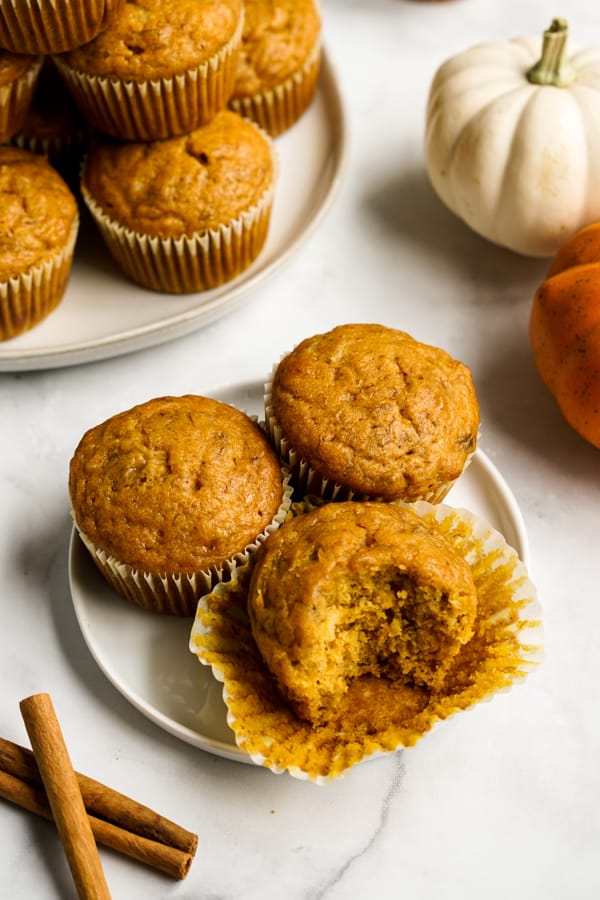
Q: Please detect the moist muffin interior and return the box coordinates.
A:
[247,501,477,725]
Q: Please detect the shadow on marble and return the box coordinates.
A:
[14,807,75,898]
[478,332,600,476]
[361,165,548,292]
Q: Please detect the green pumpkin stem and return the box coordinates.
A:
[527,18,575,87]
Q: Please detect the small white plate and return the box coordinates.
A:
[0,51,347,372]
[68,381,530,764]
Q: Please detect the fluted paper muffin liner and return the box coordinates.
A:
[229,38,321,137]
[0,57,42,142]
[81,143,277,294]
[0,214,78,341]
[0,0,125,54]
[190,500,543,782]
[53,12,244,141]
[264,363,475,504]
[12,128,89,186]
[72,462,293,617]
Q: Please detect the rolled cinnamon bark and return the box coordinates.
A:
[0,737,197,856]
[20,693,112,900]
[0,767,195,880]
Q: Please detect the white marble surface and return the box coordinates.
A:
[1,1,600,897]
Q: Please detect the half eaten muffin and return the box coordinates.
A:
[191,499,542,781]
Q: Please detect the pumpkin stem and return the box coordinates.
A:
[527,18,576,87]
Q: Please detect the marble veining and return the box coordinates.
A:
[1,1,599,897]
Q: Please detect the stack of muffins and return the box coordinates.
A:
[68,323,543,781]
[0,0,323,338]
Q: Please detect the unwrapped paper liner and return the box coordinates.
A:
[190,499,543,782]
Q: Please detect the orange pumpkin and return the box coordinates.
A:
[530,222,600,448]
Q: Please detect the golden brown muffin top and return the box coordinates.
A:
[69,395,285,574]
[270,323,480,501]
[233,0,321,96]
[59,0,243,81]
[0,50,39,86]
[0,146,78,281]
[82,110,275,238]
[248,501,478,724]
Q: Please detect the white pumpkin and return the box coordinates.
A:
[425,19,600,258]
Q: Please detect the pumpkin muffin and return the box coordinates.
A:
[0,146,79,341]
[54,0,244,141]
[191,498,542,781]
[11,59,89,185]
[229,0,321,136]
[0,0,125,54]
[81,110,277,293]
[247,501,478,724]
[265,323,480,502]
[69,394,292,616]
[0,51,42,142]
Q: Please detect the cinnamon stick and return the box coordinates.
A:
[0,737,197,856]
[20,693,112,900]
[0,768,194,880]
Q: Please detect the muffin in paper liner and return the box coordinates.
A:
[71,462,294,618]
[0,214,78,341]
[81,151,277,295]
[0,0,125,55]
[189,500,543,783]
[82,179,276,295]
[53,12,244,142]
[230,38,321,137]
[0,54,42,143]
[264,360,476,505]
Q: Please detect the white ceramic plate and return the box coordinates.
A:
[68,380,530,764]
[0,51,347,372]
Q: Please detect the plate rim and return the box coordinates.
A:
[67,404,530,765]
[0,49,348,372]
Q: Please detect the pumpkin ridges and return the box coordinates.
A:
[552,321,600,448]
[530,264,600,390]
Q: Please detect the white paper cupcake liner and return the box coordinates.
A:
[72,461,293,617]
[0,0,125,54]
[229,38,321,137]
[0,214,78,341]
[53,11,243,141]
[264,360,475,504]
[81,134,277,294]
[190,499,543,782]
[0,57,43,142]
